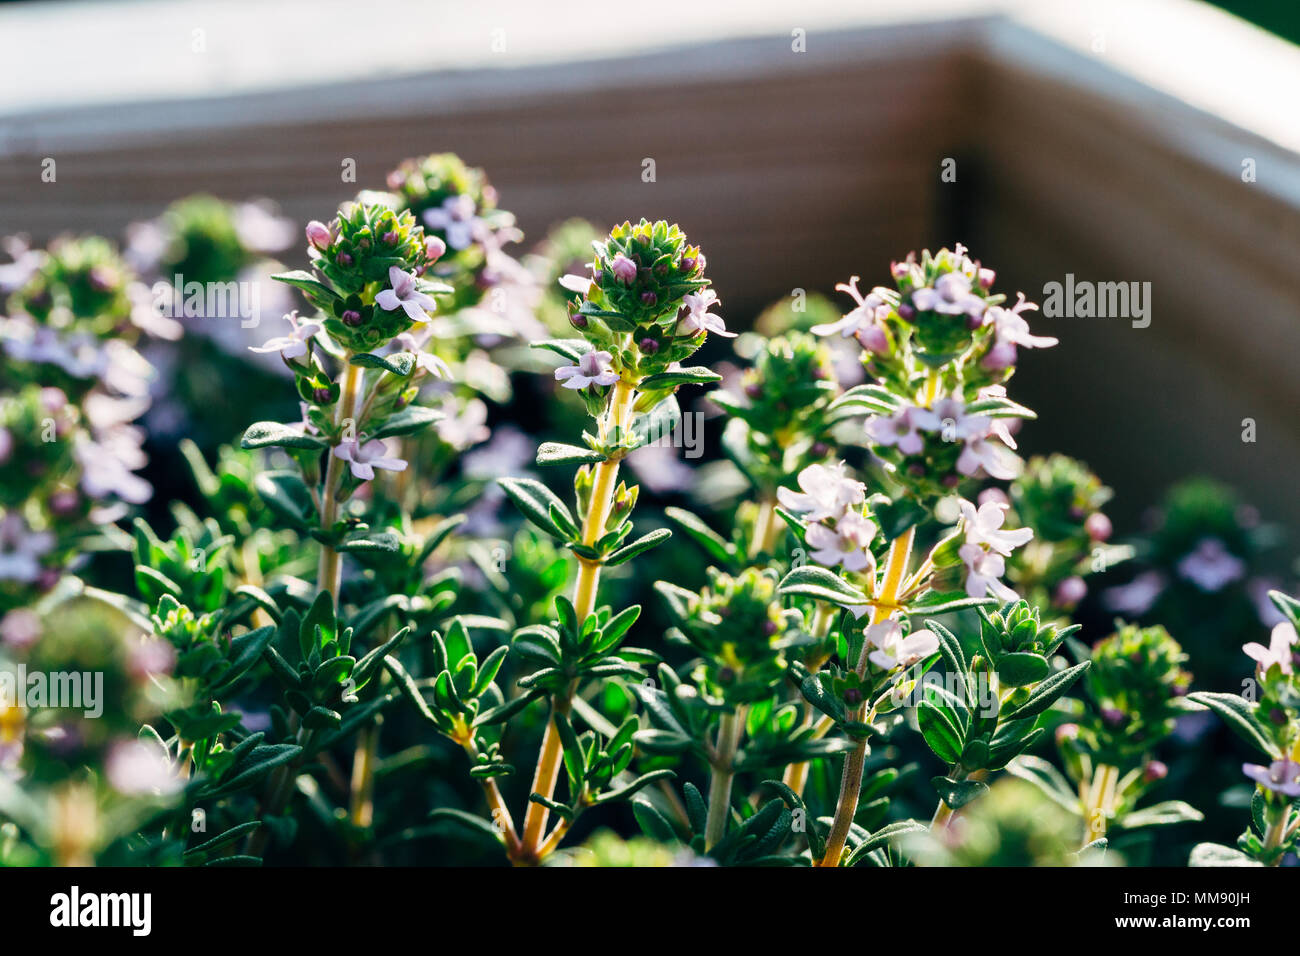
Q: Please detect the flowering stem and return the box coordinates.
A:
[348,721,379,829]
[816,527,915,867]
[1084,762,1119,845]
[782,602,837,796]
[749,496,780,559]
[1260,799,1288,866]
[318,359,362,609]
[706,707,746,849]
[519,378,638,861]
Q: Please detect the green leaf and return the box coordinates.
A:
[1184,692,1279,759]
[1189,842,1263,867]
[498,477,575,541]
[631,798,679,843]
[931,776,988,810]
[337,530,402,554]
[369,404,442,441]
[531,338,591,363]
[350,351,415,376]
[273,269,341,303]
[241,420,327,451]
[906,590,996,616]
[638,366,722,390]
[1121,800,1204,830]
[416,514,465,564]
[605,529,671,566]
[536,442,606,466]
[664,507,736,567]
[778,566,868,607]
[353,626,412,689]
[183,821,264,862]
[996,652,1051,687]
[1006,755,1080,811]
[210,625,276,694]
[917,700,964,763]
[845,820,927,866]
[428,809,508,847]
[1000,660,1091,721]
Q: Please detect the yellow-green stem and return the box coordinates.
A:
[706,708,746,849]
[1084,762,1119,845]
[816,527,915,867]
[520,379,636,860]
[318,361,362,609]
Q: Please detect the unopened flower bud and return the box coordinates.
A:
[313,386,333,404]
[855,324,889,354]
[382,230,398,245]
[49,489,79,516]
[1143,760,1168,783]
[679,256,697,273]
[982,342,1016,370]
[844,687,863,706]
[810,442,830,458]
[1101,707,1127,729]
[571,313,588,329]
[640,291,657,307]
[638,337,658,354]
[1055,576,1087,606]
[978,267,995,289]
[610,253,637,284]
[897,303,915,321]
[306,220,332,249]
[1055,722,1080,745]
[425,235,447,262]
[1085,512,1112,542]
[744,383,763,400]
[336,252,353,267]
[342,309,362,327]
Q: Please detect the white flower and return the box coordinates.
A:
[423,195,485,251]
[1243,621,1297,676]
[911,271,985,318]
[959,499,1033,556]
[558,273,593,296]
[332,438,408,481]
[959,544,1019,602]
[986,293,1055,349]
[376,266,437,321]
[554,350,619,390]
[249,311,321,360]
[777,463,865,522]
[806,510,877,572]
[865,406,929,456]
[678,289,733,337]
[812,276,888,338]
[865,620,939,670]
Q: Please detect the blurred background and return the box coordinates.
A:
[2,0,1297,534]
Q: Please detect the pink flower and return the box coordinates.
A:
[678,289,733,337]
[959,543,1018,602]
[1177,538,1246,592]
[554,350,619,390]
[558,273,593,296]
[425,235,448,263]
[1243,621,1297,676]
[957,436,1021,480]
[1104,571,1166,616]
[305,220,333,250]
[249,311,321,360]
[813,276,888,338]
[865,620,939,670]
[393,331,451,379]
[609,253,638,284]
[959,499,1033,556]
[777,463,865,522]
[375,267,437,321]
[986,293,1055,348]
[911,272,985,319]
[806,510,877,572]
[333,439,408,481]
[423,195,484,250]
[1242,758,1300,797]
[866,407,928,456]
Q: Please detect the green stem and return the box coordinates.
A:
[705,708,746,849]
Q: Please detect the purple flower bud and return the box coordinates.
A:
[1054,576,1087,606]
[357,237,371,251]
[844,687,863,706]
[855,325,889,355]
[382,230,398,246]
[1269,707,1287,725]
[570,313,588,329]
[763,620,777,636]
[810,442,830,458]
[941,474,961,488]
[313,386,333,404]
[907,463,926,478]
[891,261,910,281]
[679,256,697,273]
[306,220,332,250]
[640,291,657,307]
[897,303,915,321]
[638,337,659,354]
[966,312,986,331]
[981,342,1017,371]
[1101,707,1127,729]
[336,252,354,267]
[426,236,447,262]
[1085,512,1112,542]
[49,488,80,516]
[610,253,637,284]
[88,266,116,292]
[1143,760,1168,783]
[978,267,995,289]
[341,310,362,327]
[744,383,763,400]
[37,568,60,592]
